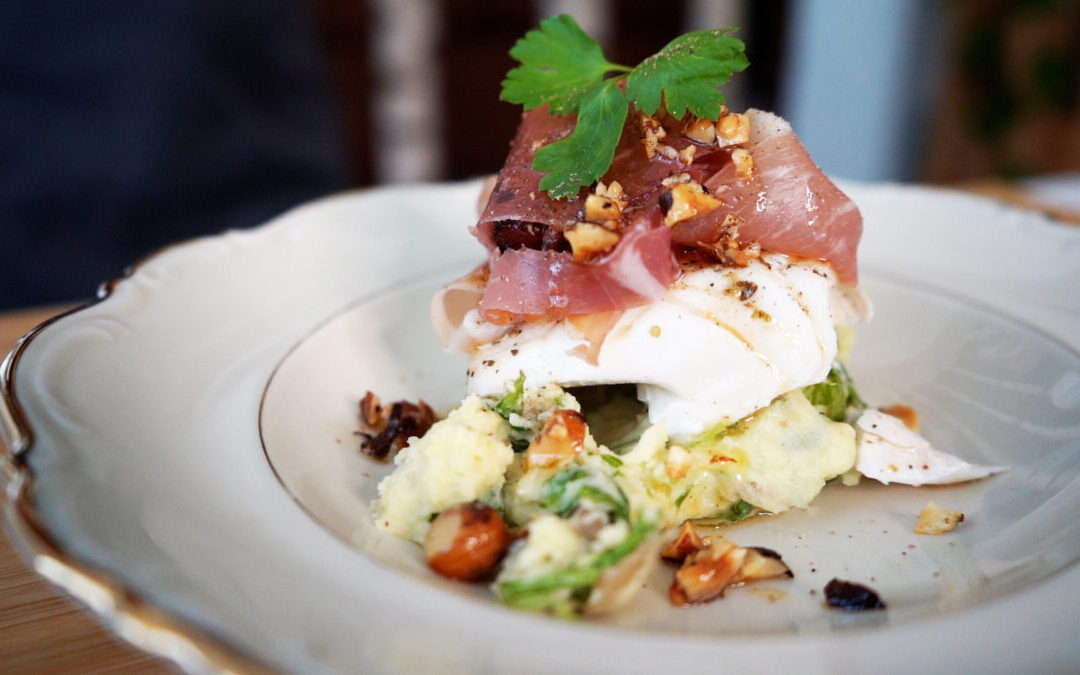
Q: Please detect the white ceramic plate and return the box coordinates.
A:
[2,181,1079,673]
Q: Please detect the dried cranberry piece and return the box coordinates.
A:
[492,220,544,251]
[824,578,886,611]
[492,220,570,252]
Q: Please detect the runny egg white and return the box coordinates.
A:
[854,409,1006,485]
[467,254,862,441]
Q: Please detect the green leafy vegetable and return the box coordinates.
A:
[501,14,629,115]
[500,14,747,199]
[496,520,654,616]
[674,488,690,508]
[693,499,757,524]
[720,499,756,521]
[532,79,628,198]
[495,372,527,418]
[493,372,533,450]
[600,453,623,468]
[803,362,866,422]
[625,29,749,119]
[540,466,629,521]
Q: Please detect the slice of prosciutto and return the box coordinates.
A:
[674,110,863,284]
[479,212,678,323]
[468,105,862,324]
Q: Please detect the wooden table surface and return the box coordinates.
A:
[0,304,176,674]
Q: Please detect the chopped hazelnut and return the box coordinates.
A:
[424,502,510,581]
[731,148,754,181]
[665,444,692,480]
[359,396,436,461]
[639,112,667,159]
[661,520,706,562]
[678,145,697,165]
[684,117,717,144]
[565,222,621,261]
[732,547,794,584]
[584,193,622,223]
[595,180,626,204]
[525,409,587,470]
[914,501,965,535]
[670,537,744,605]
[661,173,691,188]
[709,213,760,267]
[663,182,723,226]
[668,535,792,605]
[656,144,679,160]
[716,112,750,147]
[359,391,386,431]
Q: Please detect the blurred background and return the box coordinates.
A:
[2,0,1078,310]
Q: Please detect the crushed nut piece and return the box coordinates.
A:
[732,547,794,584]
[584,193,622,223]
[656,144,679,160]
[639,112,667,159]
[595,180,626,204]
[424,502,510,581]
[706,213,760,267]
[565,222,621,261]
[359,390,386,430]
[661,173,692,188]
[670,537,743,605]
[678,145,697,165]
[663,181,723,226]
[731,148,754,181]
[716,112,750,147]
[525,409,587,470]
[914,501,965,535]
[358,393,436,461]
[661,520,706,562]
[684,117,717,144]
[669,535,792,605]
[665,445,693,480]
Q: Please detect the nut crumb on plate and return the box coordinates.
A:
[914,501,965,535]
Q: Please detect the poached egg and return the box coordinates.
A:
[465,254,862,441]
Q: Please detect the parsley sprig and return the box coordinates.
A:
[500,15,748,199]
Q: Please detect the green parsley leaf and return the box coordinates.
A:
[532,79,628,199]
[500,14,630,115]
[500,16,747,199]
[625,28,749,120]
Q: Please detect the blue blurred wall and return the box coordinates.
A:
[779,0,945,181]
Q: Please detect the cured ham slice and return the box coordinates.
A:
[474,108,582,250]
[479,214,677,323]
[676,110,863,284]
[475,107,689,249]
[467,106,862,326]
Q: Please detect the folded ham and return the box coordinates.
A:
[460,105,862,327]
